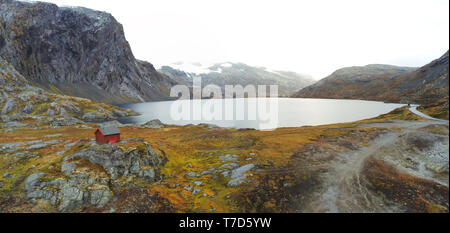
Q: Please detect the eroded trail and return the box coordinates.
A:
[300,120,449,213]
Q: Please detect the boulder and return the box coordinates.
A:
[227,164,255,187]
[220,154,239,162]
[22,102,34,114]
[64,143,166,181]
[141,119,165,129]
[1,99,17,115]
[89,188,112,208]
[58,185,85,212]
[24,173,46,193]
[46,109,56,116]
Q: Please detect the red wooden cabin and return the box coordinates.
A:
[95,126,121,144]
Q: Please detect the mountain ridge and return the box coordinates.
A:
[294,51,448,103]
[159,62,315,97]
[0,0,177,104]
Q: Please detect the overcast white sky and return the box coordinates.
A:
[38,0,449,79]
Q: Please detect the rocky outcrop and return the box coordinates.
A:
[63,143,166,181]
[0,0,177,104]
[0,57,135,125]
[23,142,167,212]
[227,164,255,187]
[140,119,165,129]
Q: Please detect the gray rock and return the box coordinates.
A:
[1,99,17,115]
[227,164,255,187]
[231,164,255,179]
[186,172,197,177]
[193,181,203,186]
[26,189,58,205]
[48,116,82,126]
[1,142,23,149]
[141,119,165,129]
[113,109,128,117]
[220,162,239,170]
[82,111,111,122]
[24,173,46,192]
[14,152,37,159]
[58,185,85,212]
[220,154,239,162]
[1,121,28,128]
[46,109,56,117]
[28,140,62,150]
[45,134,63,138]
[200,168,217,176]
[90,188,112,208]
[22,102,34,114]
[25,140,43,145]
[99,120,122,128]
[426,162,449,173]
[0,181,3,188]
[192,188,202,195]
[3,173,10,178]
[142,168,155,181]
[221,171,230,178]
[64,143,165,181]
[61,162,79,177]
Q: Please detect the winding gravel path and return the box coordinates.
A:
[409,106,449,123]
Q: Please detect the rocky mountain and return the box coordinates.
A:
[159,62,315,97]
[0,56,135,128]
[293,51,449,106]
[293,64,417,101]
[0,0,177,104]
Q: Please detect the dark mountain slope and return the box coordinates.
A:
[0,0,176,104]
[294,51,449,105]
[293,64,417,101]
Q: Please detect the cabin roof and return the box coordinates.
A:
[98,126,120,136]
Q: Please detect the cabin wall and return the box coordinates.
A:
[95,132,120,144]
[104,134,120,143]
[95,133,106,144]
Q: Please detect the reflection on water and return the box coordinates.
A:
[118,98,405,130]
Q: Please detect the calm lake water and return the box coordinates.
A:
[118,98,405,130]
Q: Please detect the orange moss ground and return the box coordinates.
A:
[0,107,436,212]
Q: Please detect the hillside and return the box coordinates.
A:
[159,62,315,97]
[0,0,177,104]
[293,64,417,100]
[294,51,449,105]
[0,56,136,128]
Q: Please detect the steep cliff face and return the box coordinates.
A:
[0,0,176,104]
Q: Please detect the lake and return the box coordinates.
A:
[118,98,405,130]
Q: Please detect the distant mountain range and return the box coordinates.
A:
[159,62,315,97]
[293,51,449,106]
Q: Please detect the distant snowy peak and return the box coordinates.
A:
[168,62,236,75]
[159,62,316,96]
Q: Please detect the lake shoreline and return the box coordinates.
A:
[116,98,406,130]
